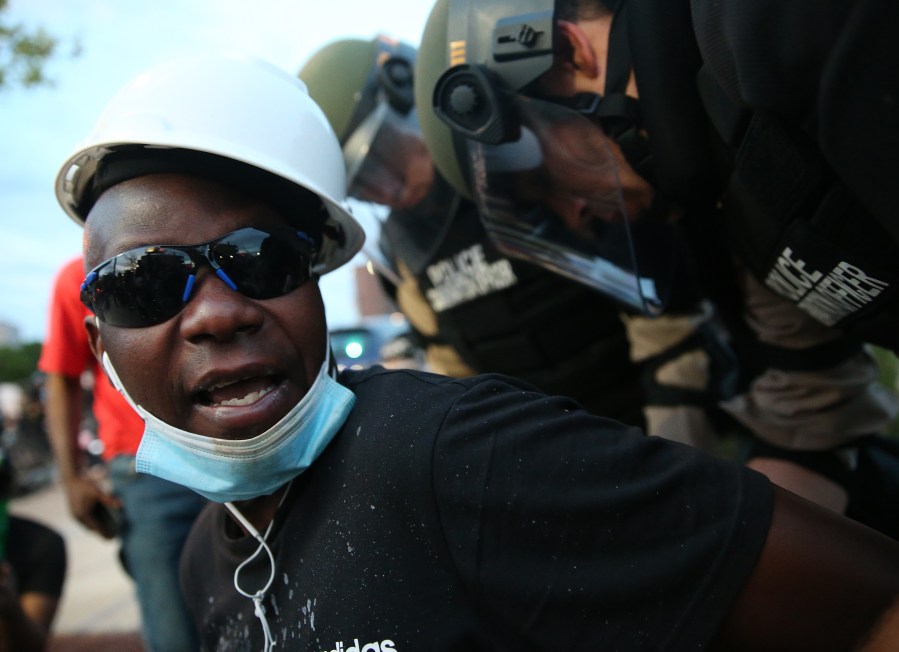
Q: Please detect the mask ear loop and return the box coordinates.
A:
[224,481,293,652]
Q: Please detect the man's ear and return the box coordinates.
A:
[556,20,600,81]
[84,315,105,363]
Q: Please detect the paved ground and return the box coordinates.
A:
[9,479,145,650]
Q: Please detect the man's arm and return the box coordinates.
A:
[712,485,899,651]
[43,373,119,538]
[859,600,899,651]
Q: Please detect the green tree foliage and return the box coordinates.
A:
[0,343,42,383]
[0,0,57,89]
[871,346,899,437]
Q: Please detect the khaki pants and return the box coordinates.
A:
[624,302,721,450]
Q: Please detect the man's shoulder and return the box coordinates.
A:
[338,366,545,401]
[334,366,605,458]
[335,366,560,449]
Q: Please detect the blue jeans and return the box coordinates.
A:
[108,455,207,652]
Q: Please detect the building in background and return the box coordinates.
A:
[0,322,21,347]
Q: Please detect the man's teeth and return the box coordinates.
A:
[212,385,273,407]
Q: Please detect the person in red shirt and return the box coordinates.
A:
[38,255,206,652]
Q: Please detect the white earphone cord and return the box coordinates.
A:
[224,481,292,652]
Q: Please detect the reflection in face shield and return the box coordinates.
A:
[469,96,674,314]
[518,97,653,227]
[344,105,435,210]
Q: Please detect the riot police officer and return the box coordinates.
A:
[299,35,745,438]
[415,0,899,536]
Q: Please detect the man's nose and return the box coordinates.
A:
[551,195,594,233]
[355,165,405,209]
[177,269,264,343]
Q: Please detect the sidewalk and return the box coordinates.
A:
[8,479,145,650]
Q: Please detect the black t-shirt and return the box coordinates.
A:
[5,516,66,598]
[181,368,772,651]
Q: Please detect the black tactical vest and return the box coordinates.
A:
[380,175,646,427]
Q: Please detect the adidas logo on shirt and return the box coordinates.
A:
[324,639,396,652]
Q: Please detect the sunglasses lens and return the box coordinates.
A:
[88,248,194,328]
[84,228,313,328]
[211,229,311,300]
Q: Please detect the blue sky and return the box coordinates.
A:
[0,0,433,342]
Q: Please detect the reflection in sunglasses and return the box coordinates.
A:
[81,227,315,328]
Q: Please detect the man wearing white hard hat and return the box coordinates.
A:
[56,52,899,651]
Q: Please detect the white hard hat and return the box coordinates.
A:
[55,52,365,275]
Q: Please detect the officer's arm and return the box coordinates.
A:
[711,486,899,651]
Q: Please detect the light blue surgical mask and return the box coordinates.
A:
[101,342,355,503]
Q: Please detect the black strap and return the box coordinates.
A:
[757,338,864,373]
[641,321,740,408]
[595,94,642,132]
[747,439,855,490]
[605,2,631,97]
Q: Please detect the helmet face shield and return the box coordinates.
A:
[466,96,675,313]
[422,0,678,312]
[343,102,435,210]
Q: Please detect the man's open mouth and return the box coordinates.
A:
[197,376,281,407]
